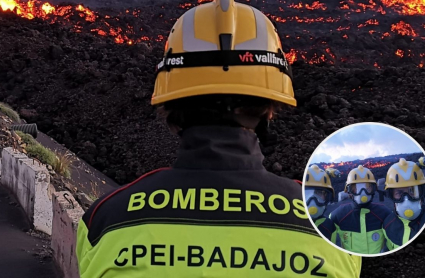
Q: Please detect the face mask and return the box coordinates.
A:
[395,196,422,220]
[353,192,372,205]
[308,199,326,220]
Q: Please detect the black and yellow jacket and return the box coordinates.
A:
[314,217,337,244]
[330,201,391,254]
[383,207,425,250]
[77,126,361,277]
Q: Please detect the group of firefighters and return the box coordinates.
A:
[305,158,425,254]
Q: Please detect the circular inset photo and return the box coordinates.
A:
[302,122,425,257]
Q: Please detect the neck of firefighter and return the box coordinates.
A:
[233,107,273,133]
[173,125,265,170]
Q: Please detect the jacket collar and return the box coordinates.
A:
[351,200,373,210]
[173,126,265,170]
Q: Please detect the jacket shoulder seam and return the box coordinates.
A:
[87,167,170,228]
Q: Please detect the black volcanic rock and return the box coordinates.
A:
[49,44,64,59]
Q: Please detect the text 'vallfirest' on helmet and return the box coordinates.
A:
[344,165,376,193]
[152,0,295,107]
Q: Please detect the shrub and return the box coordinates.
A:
[15,130,37,146]
[52,152,73,179]
[0,102,20,122]
[16,127,72,179]
[26,143,56,166]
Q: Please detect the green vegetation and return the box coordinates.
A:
[52,152,72,179]
[89,181,101,201]
[26,143,56,166]
[15,130,37,146]
[0,102,20,122]
[15,131,72,179]
[88,194,98,202]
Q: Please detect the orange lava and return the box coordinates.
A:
[395,49,404,57]
[358,19,379,28]
[337,26,350,31]
[323,160,389,171]
[363,161,391,168]
[391,21,418,37]
[339,0,425,15]
[285,49,298,64]
[1,0,424,68]
[0,0,94,21]
[76,4,96,22]
[0,0,160,44]
[178,3,193,9]
[289,1,327,10]
[381,0,425,15]
[325,47,336,59]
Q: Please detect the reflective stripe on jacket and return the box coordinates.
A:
[77,126,362,277]
[330,201,391,254]
[383,209,424,250]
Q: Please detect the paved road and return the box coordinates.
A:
[0,185,61,278]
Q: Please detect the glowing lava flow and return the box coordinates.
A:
[363,161,392,168]
[391,20,418,36]
[0,0,53,19]
[322,160,390,172]
[75,4,96,22]
[0,0,424,67]
[357,19,379,28]
[339,0,425,15]
[285,49,298,64]
[288,1,327,10]
[381,0,425,15]
[0,0,152,44]
[0,0,97,21]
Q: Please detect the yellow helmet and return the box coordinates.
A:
[385,158,425,189]
[326,167,342,178]
[344,165,376,193]
[305,165,334,198]
[152,0,295,106]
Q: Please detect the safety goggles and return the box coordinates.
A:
[346,183,377,196]
[305,188,333,207]
[387,185,424,203]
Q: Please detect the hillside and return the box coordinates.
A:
[0,0,424,184]
[315,152,424,194]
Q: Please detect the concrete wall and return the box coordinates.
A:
[1,147,84,278]
[52,192,84,278]
[33,162,55,235]
[1,147,54,234]
[1,148,34,217]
